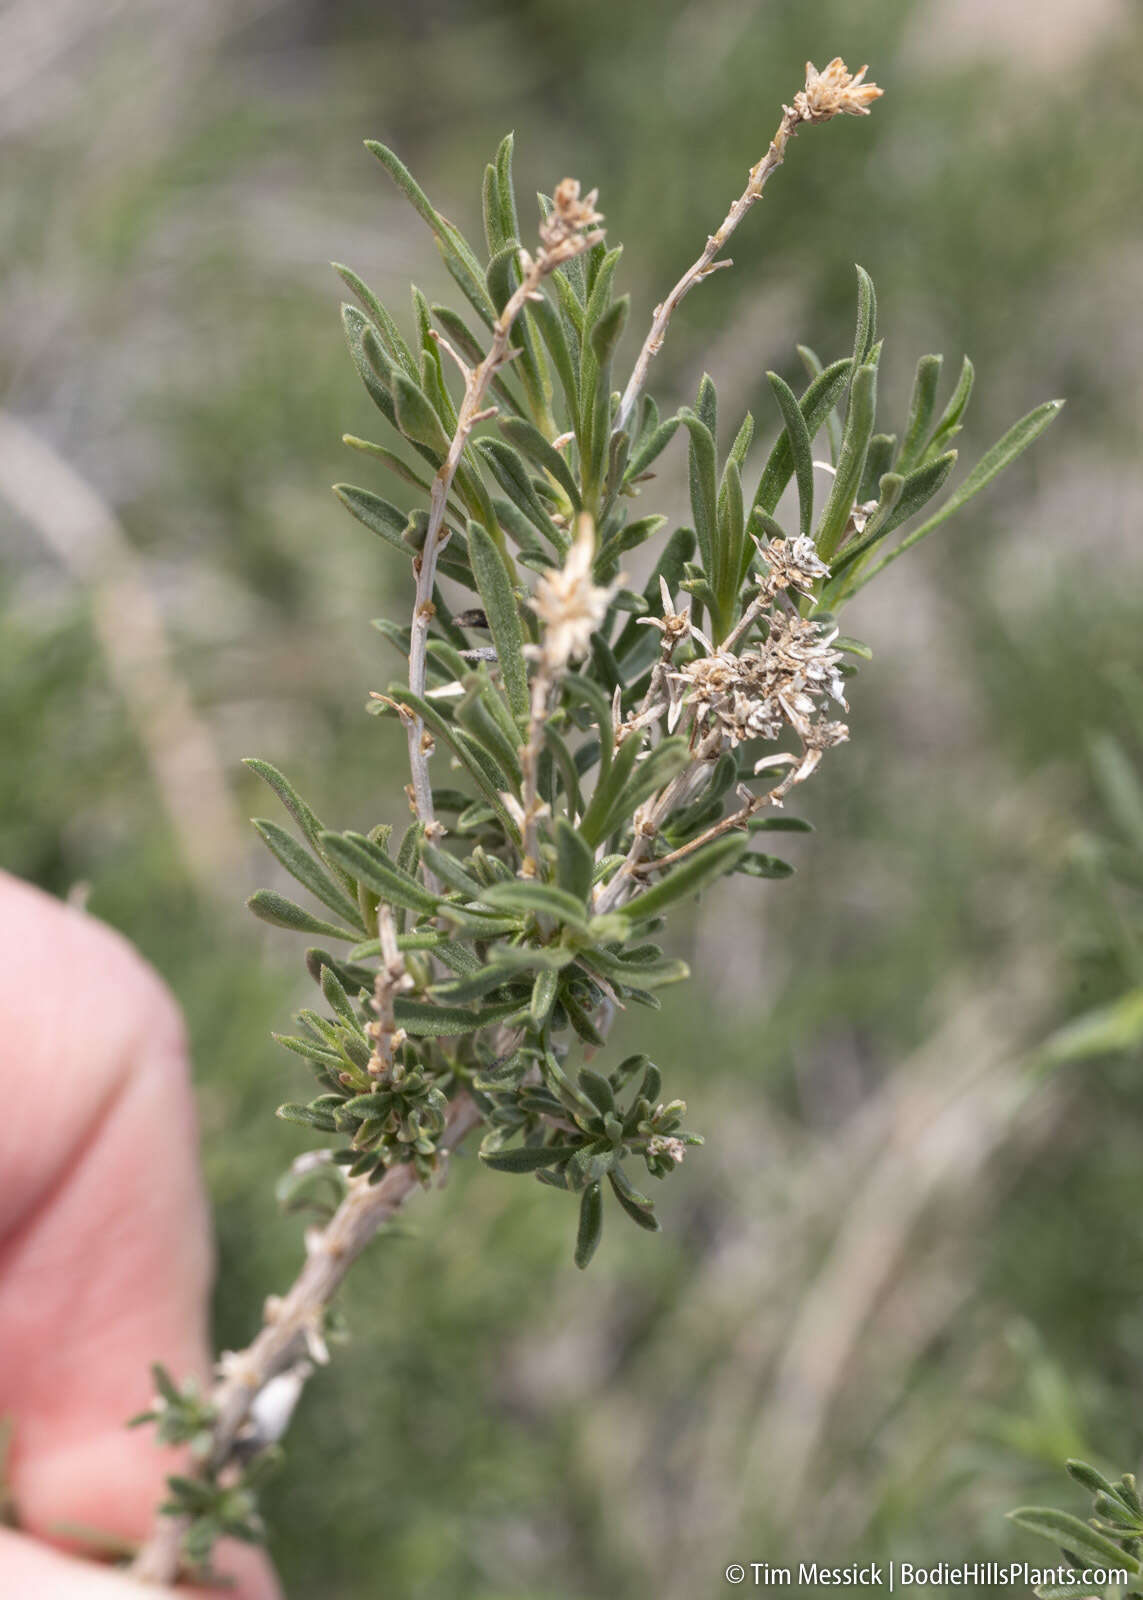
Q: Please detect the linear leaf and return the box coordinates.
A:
[574,1181,604,1268]
[618,834,748,921]
[247,890,360,942]
[252,820,365,929]
[333,484,408,557]
[555,817,594,903]
[317,831,440,914]
[481,1142,580,1173]
[815,361,878,561]
[394,997,523,1037]
[897,353,943,473]
[856,399,1064,586]
[766,372,814,538]
[753,358,851,518]
[925,354,975,458]
[466,520,530,720]
[481,880,591,928]
[1007,1508,1140,1574]
[499,416,581,508]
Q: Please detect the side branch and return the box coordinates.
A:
[406,183,604,836]
[614,56,882,438]
[614,106,800,439]
[129,1092,484,1585]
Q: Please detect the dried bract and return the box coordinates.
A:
[792,58,883,123]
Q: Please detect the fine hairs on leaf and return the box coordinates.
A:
[126,56,1061,1586]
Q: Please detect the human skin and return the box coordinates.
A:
[0,871,280,1597]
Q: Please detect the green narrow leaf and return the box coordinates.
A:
[244,759,333,864]
[583,293,629,497]
[476,437,567,550]
[1033,988,1143,1071]
[1007,1508,1141,1574]
[679,406,717,571]
[815,362,878,562]
[859,433,897,503]
[625,414,681,481]
[609,1169,661,1231]
[896,354,943,473]
[766,372,814,538]
[618,834,748,921]
[495,133,520,242]
[753,358,851,519]
[925,354,975,458]
[798,343,842,463]
[392,370,450,454]
[252,819,366,930]
[544,722,584,817]
[482,161,510,256]
[1065,1462,1118,1499]
[531,967,560,1028]
[420,844,490,902]
[317,831,441,914]
[574,1181,604,1268]
[526,292,579,425]
[341,304,396,426]
[579,728,645,848]
[394,997,522,1037]
[365,140,494,325]
[332,263,419,381]
[611,736,690,824]
[455,676,524,788]
[855,399,1064,587]
[277,1102,338,1133]
[481,879,591,928]
[827,450,959,594]
[499,416,581,508]
[734,853,795,879]
[320,964,364,1034]
[466,521,529,721]
[334,484,409,557]
[482,1142,579,1174]
[850,264,877,372]
[589,293,629,369]
[555,817,594,903]
[341,435,436,499]
[388,686,521,837]
[247,890,359,942]
[714,455,745,632]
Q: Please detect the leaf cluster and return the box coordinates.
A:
[244,132,1060,1274]
[1011,1460,1143,1597]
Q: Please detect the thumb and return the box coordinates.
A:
[0,1527,277,1598]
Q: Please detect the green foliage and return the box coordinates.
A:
[54,66,1056,1580]
[1011,1461,1143,1596]
[241,132,1057,1306]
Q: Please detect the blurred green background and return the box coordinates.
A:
[3,1,1143,1595]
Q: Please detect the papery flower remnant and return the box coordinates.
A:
[673,536,849,785]
[756,534,831,601]
[792,58,883,123]
[529,514,618,670]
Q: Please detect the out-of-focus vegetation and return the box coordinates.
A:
[2,2,1142,1596]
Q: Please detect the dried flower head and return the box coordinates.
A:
[792,58,883,123]
[529,513,617,670]
[674,615,848,772]
[539,177,605,254]
[757,534,831,600]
